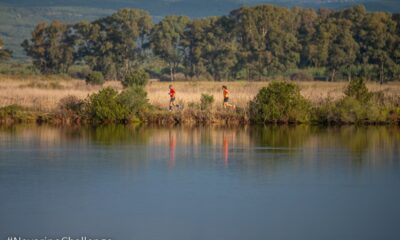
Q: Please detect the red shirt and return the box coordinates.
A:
[169,88,176,98]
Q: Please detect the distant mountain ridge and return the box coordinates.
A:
[1,1,399,15]
[0,0,399,59]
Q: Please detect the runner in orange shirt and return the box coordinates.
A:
[222,85,236,109]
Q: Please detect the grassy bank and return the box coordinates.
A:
[1,75,400,126]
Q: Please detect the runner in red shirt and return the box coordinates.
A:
[169,84,176,111]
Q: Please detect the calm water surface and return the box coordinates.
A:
[0,125,400,240]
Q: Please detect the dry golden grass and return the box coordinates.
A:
[1,74,400,112]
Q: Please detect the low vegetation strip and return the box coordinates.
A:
[1,78,400,126]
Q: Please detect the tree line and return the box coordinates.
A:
[21,5,400,82]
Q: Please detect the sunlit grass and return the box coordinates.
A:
[1,75,399,112]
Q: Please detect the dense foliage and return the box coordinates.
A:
[122,69,149,87]
[21,5,400,82]
[117,86,149,116]
[86,86,149,123]
[86,88,129,123]
[86,71,105,85]
[312,79,391,124]
[249,82,310,123]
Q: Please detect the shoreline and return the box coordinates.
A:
[1,107,399,127]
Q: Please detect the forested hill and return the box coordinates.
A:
[0,0,399,59]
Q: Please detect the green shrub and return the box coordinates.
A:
[122,69,149,88]
[312,96,389,124]
[86,71,105,86]
[58,95,85,114]
[117,86,149,116]
[86,87,129,123]
[311,98,338,124]
[344,78,371,103]
[0,104,24,118]
[335,97,366,123]
[200,93,214,111]
[0,105,34,123]
[249,81,310,123]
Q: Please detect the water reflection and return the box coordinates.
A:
[1,125,400,240]
[0,125,399,169]
[223,133,229,167]
[169,130,176,169]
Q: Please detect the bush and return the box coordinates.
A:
[58,95,85,114]
[122,69,149,88]
[311,98,338,124]
[86,87,129,123]
[200,93,214,111]
[117,86,149,116]
[86,71,105,86]
[0,104,24,118]
[290,71,313,81]
[249,81,310,123]
[0,105,34,123]
[344,78,371,103]
[312,96,389,124]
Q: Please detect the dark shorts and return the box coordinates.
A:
[224,97,229,103]
[170,97,176,103]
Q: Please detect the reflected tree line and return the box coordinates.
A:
[0,125,399,168]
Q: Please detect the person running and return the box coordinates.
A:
[222,85,236,109]
[169,84,177,111]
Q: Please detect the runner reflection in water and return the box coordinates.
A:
[169,130,176,169]
[223,134,229,167]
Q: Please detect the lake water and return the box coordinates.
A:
[1,125,400,240]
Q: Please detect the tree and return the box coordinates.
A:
[358,12,398,83]
[74,9,153,80]
[327,19,359,81]
[231,5,300,80]
[182,17,214,79]
[0,37,12,62]
[291,7,318,67]
[196,16,238,81]
[150,15,190,81]
[21,21,74,74]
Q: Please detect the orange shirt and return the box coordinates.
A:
[223,89,229,98]
[169,88,176,98]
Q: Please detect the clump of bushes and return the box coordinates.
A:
[117,86,149,117]
[85,86,149,123]
[200,93,214,111]
[249,81,311,123]
[0,105,35,123]
[86,88,127,123]
[55,96,86,124]
[312,79,391,124]
[344,78,372,103]
[86,71,105,85]
[59,95,85,114]
[122,69,149,88]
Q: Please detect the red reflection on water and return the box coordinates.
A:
[169,131,176,169]
[223,134,229,167]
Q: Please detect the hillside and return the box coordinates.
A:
[0,0,399,59]
[0,7,114,59]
